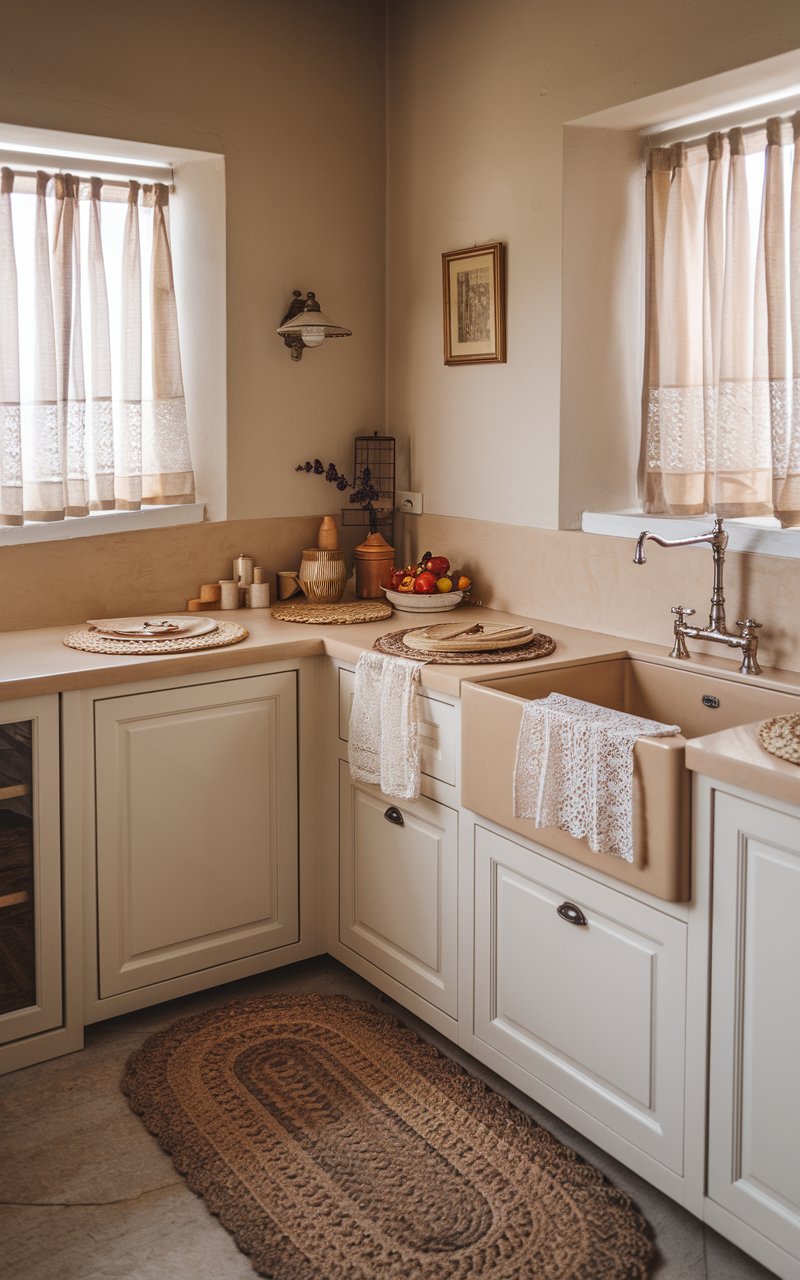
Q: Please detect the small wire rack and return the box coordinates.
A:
[341,432,395,537]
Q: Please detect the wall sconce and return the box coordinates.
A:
[277,290,352,361]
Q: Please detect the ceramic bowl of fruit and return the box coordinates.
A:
[383,554,471,612]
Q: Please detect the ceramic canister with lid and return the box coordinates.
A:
[354,531,395,599]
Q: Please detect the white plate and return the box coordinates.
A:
[382,588,464,612]
[87,615,219,639]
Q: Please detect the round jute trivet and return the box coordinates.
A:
[63,621,249,655]
[375,627,556,664]
[271,600,392,624]
[758,713,800,764]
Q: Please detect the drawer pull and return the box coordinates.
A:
[384,806,404,827]
[557,901,588,927]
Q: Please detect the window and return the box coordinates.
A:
[0,156,194,526]
[643,114,800,527]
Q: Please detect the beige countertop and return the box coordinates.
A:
[2,603,800,808]
[0,604,630,701]
[685,722,800,808]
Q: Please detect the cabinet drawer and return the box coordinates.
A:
[338,666,456,786]
[339,763,458,1015]
[474,824,687,1174]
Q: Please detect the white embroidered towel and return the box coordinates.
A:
[513,692,680,862]
[349,651,424,800]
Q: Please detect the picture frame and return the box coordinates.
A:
[442,242,506,365]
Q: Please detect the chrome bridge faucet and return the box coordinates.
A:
[633,517,762,676]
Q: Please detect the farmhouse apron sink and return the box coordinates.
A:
[461,656,800,902]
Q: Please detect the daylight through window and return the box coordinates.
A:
[643,114,800,527]
[0,167,194,525]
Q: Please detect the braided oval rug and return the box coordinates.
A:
[122,994,653,1279]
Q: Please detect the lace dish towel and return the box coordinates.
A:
[513,692,680,862]
[349,651,424,800]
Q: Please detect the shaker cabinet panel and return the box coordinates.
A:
[339,764,458,1015]
[474,824,687,1174]
[708,792,800,1265]
[94,673,298,998]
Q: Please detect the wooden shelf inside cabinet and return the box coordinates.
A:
[0,783,30,802]
[0,889,29,910]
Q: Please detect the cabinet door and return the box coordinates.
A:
[474,825,687,1173]
[0,696,61,1047]
[708,793,800,1264]
[94,673,298,997]
[339,763,458,1015]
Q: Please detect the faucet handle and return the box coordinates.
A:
[671,605,696,623]
[737,617,763,637]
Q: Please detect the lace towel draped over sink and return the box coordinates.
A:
[513,693,681,862]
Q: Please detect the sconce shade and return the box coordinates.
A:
[277,290,352,359]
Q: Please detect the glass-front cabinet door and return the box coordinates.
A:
[0,695,62,1054]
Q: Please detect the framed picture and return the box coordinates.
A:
[442,242,505,365]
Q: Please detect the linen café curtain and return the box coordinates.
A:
[644,116,800,526]
[0,169,194,524]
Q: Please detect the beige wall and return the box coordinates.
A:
[0,517,366,632]
[0,0,385,627]
[0,0,386,523]
[403,513,800,674]
[386,0,800,529]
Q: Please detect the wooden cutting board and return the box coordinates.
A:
[402,622,536,654]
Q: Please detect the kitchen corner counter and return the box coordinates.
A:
[3,604,800,705]
[686,722,800,809]
[0,605,631,701]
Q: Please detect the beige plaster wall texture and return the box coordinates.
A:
[0,517,368,633]
[386,0,800,530]
[403,513,799,673]
[386,0,800,668]
[3,0,800,667]
[0,0,386,627]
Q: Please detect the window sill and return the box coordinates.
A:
[582,511,800,560]
[0,503,205,547]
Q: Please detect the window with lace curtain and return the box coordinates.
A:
[643,114,800,527]
[0,165,195,526]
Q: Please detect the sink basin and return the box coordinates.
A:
[461,656,800,902]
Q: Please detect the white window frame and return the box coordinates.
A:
[0,122,227,543]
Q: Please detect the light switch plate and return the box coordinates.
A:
[396,491,423,515]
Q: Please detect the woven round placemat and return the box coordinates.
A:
[272,600,392,625]
[63,621,249,655]
[375,627,556,664]
[758,714,800,764]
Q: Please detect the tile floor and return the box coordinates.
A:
[0,956,778,1280]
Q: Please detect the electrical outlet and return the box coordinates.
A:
[396,490,423,515]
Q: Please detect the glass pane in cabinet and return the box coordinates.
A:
[0,722,35,1014]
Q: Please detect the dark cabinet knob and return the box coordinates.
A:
[384,806,404,826]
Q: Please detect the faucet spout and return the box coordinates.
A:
[631,517,764,676]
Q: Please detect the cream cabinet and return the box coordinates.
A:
[338,763,458,1018]
[706,789,800,1279]
[91,671,298,1008]
[0,695,79,1073]
[473,823,688,1177]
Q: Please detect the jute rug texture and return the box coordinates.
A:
[122,994,654,1279]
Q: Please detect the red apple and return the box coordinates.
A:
[413,570,437,593]
[425,555,450,577]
